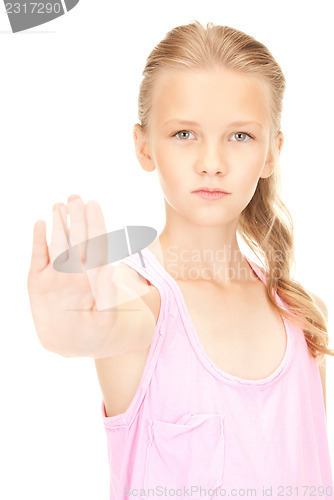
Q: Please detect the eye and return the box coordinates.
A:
[173,130,196,140]
[230,131,254,142]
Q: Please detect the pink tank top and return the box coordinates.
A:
[101,247,333,500]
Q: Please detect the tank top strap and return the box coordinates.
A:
[117,248,171,340]
[243,255,267,283]
[243,255,287,310]
[244,254,296,357]
[118,248,166,289]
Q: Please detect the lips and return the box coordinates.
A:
[192,187,231,194]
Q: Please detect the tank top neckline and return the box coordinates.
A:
[141,246,294,386]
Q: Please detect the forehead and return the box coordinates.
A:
[149,67,271,128]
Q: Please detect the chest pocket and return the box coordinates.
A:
[143,413,225,498]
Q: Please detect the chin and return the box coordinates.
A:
[186,212,231,227]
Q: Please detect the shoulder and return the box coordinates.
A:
[116,261,161,321]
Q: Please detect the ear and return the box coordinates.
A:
[133,123,156,172]
[260,131,284,179]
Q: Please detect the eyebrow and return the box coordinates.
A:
[163,119,263,129]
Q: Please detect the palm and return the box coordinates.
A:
[27,195,121,357]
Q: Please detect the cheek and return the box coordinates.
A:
[232,160,264,204]
[159,169,187,198]
[154,149,188,186]
[235,148,266,180]
[154,159,182,198]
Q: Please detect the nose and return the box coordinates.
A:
[196,140,227,176]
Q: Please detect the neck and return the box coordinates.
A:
[148,228,258,287]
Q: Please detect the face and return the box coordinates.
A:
[134,67,283,227]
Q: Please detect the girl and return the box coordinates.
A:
[28,21,334,500]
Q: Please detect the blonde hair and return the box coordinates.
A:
[137,20,334,363]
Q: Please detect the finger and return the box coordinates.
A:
[67,194,87,261]
[28,219,50,275]
[86,199,107,239]
[85,200,108,269]
[85,200,113,310]
[49,203,69,265]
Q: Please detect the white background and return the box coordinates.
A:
[0,0,333,498]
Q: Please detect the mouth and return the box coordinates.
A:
[192,190,231,201]
[191,187,231,194]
